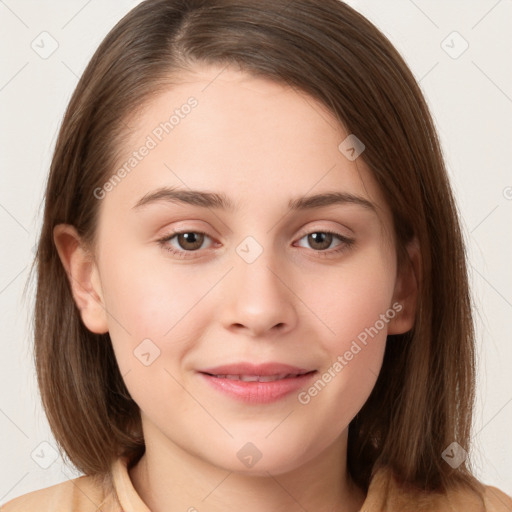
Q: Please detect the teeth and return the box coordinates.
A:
[213,373,295,382]
[258,374,286,382]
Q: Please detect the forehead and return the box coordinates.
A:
[102,64,390,225]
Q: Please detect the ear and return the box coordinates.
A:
[387,236,421,335]
[53,224,109,334]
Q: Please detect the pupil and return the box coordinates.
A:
[310,232,331,250]
[180,232,203,250]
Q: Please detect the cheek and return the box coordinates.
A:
[98,244,238,390]
[98,247,204,367]
[316,244,397,347]
[101,230,394,389]
[299,246,395,409]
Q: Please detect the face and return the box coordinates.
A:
[61,63,416,476]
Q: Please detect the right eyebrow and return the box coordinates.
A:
[132,187,235,211]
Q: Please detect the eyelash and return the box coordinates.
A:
[156,229,355,259]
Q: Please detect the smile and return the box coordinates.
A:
[205,372,310,382]
[198,365,317,404]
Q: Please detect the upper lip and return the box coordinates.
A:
[199,362,315,377]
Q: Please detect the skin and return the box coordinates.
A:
[54,63,420,512]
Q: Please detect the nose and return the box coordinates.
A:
[219,247,298,338]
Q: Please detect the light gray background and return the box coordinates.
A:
[1,0,511,503]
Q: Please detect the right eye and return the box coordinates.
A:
[157,230,215,258]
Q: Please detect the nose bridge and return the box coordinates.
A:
[233,234,285,305]
[220,234,297,335]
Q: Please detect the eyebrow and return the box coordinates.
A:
[132,186,377,213]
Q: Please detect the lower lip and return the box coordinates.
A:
[199,372,317,404]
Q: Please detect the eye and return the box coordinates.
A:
[157,228,355,259]
[295,230,355,256]
[157,230,214,258]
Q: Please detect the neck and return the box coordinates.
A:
[129,425,366,512]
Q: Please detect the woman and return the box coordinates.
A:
[3,0,511,510]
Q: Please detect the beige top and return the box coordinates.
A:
[1,457,511,511]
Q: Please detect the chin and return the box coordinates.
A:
[203,438,316,477]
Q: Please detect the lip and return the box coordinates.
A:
[198,362,317,404]
[200,362,313,376]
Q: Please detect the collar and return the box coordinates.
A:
[110,457,492,512]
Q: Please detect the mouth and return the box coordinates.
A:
[197,362,317,403]
[202,372,313,382]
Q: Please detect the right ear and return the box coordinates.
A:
[53,224,109,334]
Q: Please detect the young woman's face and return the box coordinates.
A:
[84,64,415,475]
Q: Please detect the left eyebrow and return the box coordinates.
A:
[288,191,376,212]
[131,186,377,213]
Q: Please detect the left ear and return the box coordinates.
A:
[387,236,421,335]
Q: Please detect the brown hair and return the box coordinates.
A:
[31,0,483,497]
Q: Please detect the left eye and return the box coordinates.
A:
[296,230,351,252]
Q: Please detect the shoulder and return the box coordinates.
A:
[447,482,512,512]
[482,484,512,512]
[0,473,117,512]
[365,466,512,512]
